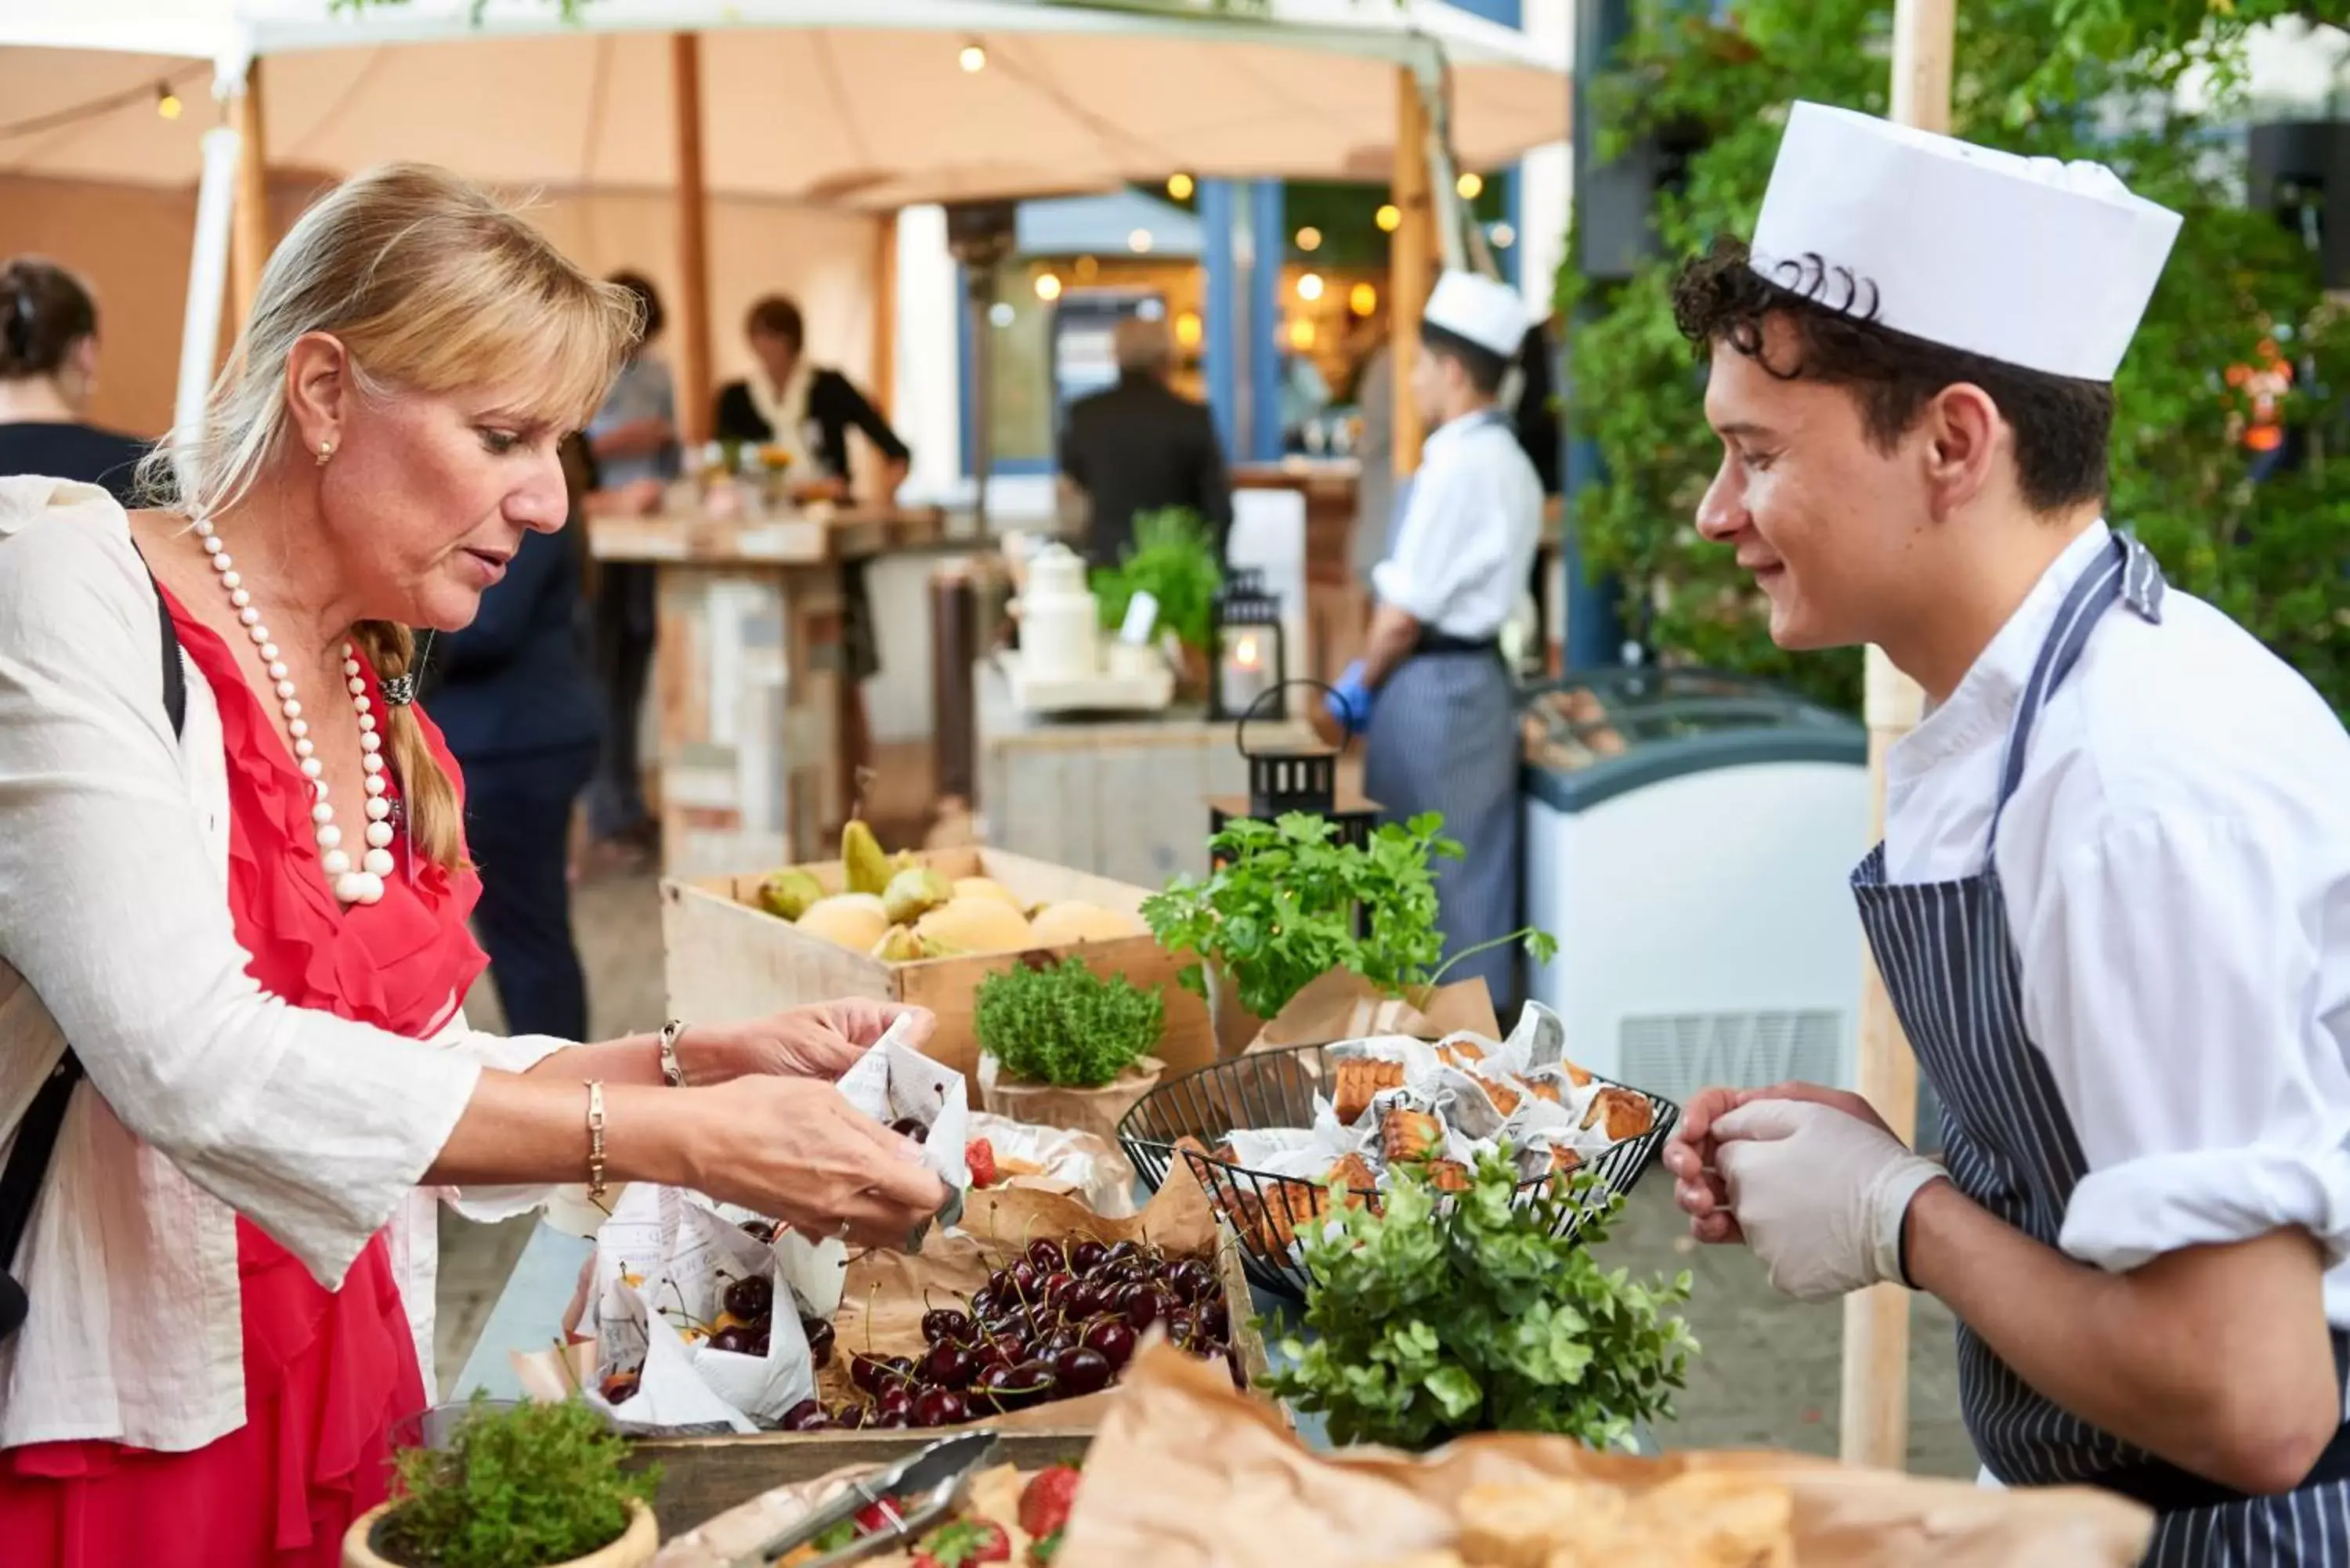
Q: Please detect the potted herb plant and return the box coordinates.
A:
[1260,1154,1698,1451]
[1141,811,1555,1053]
[345,1395,660,1568]
[974,956,1167,1144]
[1088,508,1222,698]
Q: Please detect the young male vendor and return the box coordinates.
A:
[1325,269,1542,1008]
[1661,102,2350,1561]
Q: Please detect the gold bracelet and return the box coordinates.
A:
[586,1080,608,1199]
[658,1019,688,1088]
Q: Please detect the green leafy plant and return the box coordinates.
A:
[374,1395,657,1568]
[1560,4,2350,718]
[975,957,1166,1087]
[1090,508,1225,653]
[1141,811,1556,1022]
[1260,1153,1697,1452]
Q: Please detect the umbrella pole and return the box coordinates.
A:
[1392,64,1434,475]
[229,60,269,334]
[671,32,714,451]
[873,213,899,425]
[1839,0,1950,1474]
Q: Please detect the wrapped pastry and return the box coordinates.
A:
[1381,1106,1444,1164]
[1582,1087,1656,1141]
[1426,1158,1473,1193]
[1325,1151,1380,1207]
[1335,1058,1408,1125]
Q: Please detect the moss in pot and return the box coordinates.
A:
[345,1394,661,1568]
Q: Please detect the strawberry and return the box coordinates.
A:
[1017,1465,1083,1541]
[851,1497,906,1534]
[966,1137,1000,1188]
[912,1518,1010,1568]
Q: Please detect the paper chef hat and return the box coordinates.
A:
[1749,102,2183,382]
[1423,269,1528,360]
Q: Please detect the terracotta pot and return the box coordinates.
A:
[344,1498,658,1568]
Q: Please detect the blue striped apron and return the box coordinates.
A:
[1852,531,2350,1566]
[1364,411,1524,1008]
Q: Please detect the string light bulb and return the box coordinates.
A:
[959,42,987,72]
[156,82,183,121]
[1288,319,1316,351]
[1127,229,1154,254]
[1455,171,1484,200]
[1490,222,1517,248]
[1374,203,1401,233]
[1166,172,1195,201]
[1349,282,1379,317]
[1296,273,1325,302]
[1034,273,1064,302]
[1174,311,1204,349]
[1295,226,1322,252]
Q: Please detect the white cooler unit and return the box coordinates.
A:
[1520,669,1871,1111]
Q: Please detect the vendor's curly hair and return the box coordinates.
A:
[1671,236,2113,512]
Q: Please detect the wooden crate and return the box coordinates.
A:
[628,1242,1274,1537]
[661,846,1215,1079]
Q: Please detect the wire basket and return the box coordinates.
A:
[1117,1044,1682,1301]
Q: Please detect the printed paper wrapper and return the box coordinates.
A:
[839,1028,974,1194]
[977,1052,1162,1157]
[535,1279,754,1438]
[967,1111,1138,1218]
[1243,969,1501,1055]
[645,1346,2154,1568]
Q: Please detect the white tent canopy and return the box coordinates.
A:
[0,0,1570,207]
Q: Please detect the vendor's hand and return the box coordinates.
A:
[692,1003,936,1083]
[665,1076,947,1249]
[1665,1079,1900,1245]
[1325,661,1376,736]
[1710,1097,1947,1304]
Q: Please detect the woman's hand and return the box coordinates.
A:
[696,1002,935,1082]
[645,1077,949,1249]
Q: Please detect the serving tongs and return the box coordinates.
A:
[736,1430,1001,1567]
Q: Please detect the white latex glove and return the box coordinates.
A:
[1713,1098,1948,1303]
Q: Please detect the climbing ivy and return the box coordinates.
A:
[1559,3,2350,716]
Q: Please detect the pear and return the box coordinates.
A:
[841,818,894,897]
[882,865,954,926]
[755,869,823,922]
[870,923,927,963]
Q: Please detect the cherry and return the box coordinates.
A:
[748,1330,772,1359]
[913,1386,970,1428]
[1163,1309,1198,1349]
[1040,1272,1077,1311]
[923,1341,976,1389]
[781,1398,830,1432]
[708,1325,756,1356]
[921,1308,973,1345]
[1065,1281,1103,1319]
[1083,1317,1137,1370]
[1038,1328,1078,1361]
[877,1387,916,1420]
[976,1340,1016,1372]
[1118,1284,1162,1332]
[1104,1241,1141,1266]
[1009,1359,1061,1407]
[1054,1345,1112,1396]
[1007,1261,1043,1298]
[1195,1300,1229,1340]
[875,1410,913,1429]
[1168,1260,1217,1302]
[723,1274,775,1321]
[971,1364,1024,1414]
[1026,1239,1068,1274]
[970,1286,1001,1320]
[1226,1342,1248,1391]
[803,1320,836,1364]
[739,1217,777,1244]
[992,1331,1031,1367]
[1068,1240,1109,1276]
[890,1116,930,1143]
[849,1353,897,1394]
[833,1402,871,1430]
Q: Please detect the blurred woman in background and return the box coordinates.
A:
[0,258,148,504]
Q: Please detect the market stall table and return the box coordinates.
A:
[972,655,1324,887]
[590,504,946,878]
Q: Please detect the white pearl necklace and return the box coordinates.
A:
[195,517,396,908]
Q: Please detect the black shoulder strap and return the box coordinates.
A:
[0,573,183,1336]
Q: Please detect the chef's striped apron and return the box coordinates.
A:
[1365,411,1524,1010]
[1852,530,2350,1566]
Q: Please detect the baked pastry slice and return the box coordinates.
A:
[1325,1151,1381,1209]
[1334,1057,1407,1125]
[1458,1481,1627,1568]
[1581,1087,1656,1141]
[1381,1106,1445,1164]
[1426,1158,1473,1193]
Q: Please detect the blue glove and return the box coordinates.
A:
[1325,662,1376,735]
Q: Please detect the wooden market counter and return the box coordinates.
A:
[589,504,946,878]
[974,656,1324,887]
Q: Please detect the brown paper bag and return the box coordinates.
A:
[1057,1346,2157,1568]
[1244,969,1500,1055]
[1206,959,1266,1060]
[977,1054,1162,1151]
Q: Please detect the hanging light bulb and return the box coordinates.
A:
[1074,255,1100,281]
[1349,282,1379,317]
[1127,229,1154,254]
[1166,172,1195,201]
[1374,204,1401,233]
[1288,319,1317,351]
[1296,273,1325,302]
[156,81,183,121]
[1294,226,1322,252]
[1455,171,1484,200]
[1034,273,1064,302]
[1490,222,1517,249]
[960,42,988,72]
[1174,311,1204,349]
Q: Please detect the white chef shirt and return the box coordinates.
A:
[0,477,566,1453]
[1371,408,1542,640]
[1885,520,2350,1325]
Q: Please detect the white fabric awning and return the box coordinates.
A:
[0,0,1571,206]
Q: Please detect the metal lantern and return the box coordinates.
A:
[1208,569,1287,724]
[1207,681,1383,868]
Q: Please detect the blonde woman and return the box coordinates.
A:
[0,165,945,1565]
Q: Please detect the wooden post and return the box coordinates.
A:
[1839,0,1953,1475]
[873,212,899,422]
[671,33,714,450]
[1391,65,1434,476]
[229,60,269,335]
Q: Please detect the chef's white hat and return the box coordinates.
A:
[1750,102,2182,382]
[1423,269,1528,360]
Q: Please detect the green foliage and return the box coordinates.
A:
[974,957,1166,1087]
[1258,1153,1698,1451]
[376,1395,656,1568]
[1560,3,2350,717]
[1090,508,1225,653]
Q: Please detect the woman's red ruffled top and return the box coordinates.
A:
[0,587,490,1568]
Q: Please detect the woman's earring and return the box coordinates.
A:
[316,440,335,467]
